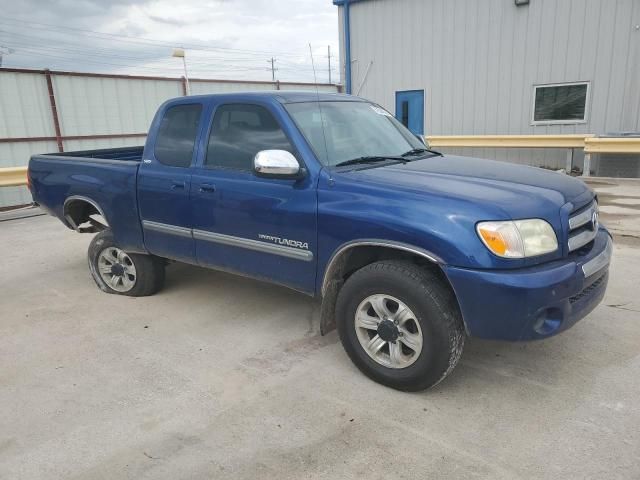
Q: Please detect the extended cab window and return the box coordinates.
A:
[154,104,202,167]
[206,104,293,170]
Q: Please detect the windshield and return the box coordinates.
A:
[284,101,426,167]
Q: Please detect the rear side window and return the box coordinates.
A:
[154,104,202,167]
[206,104,294,170]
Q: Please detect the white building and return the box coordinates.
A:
[333,0,640,175]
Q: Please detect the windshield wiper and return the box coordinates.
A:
[334,156,407,167]
[334,149,441,168]
[401,148,443,158]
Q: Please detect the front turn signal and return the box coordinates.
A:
[476,219,558,258]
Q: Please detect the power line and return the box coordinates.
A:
[1,40,337,73]
[0,29,336,73]
[8,49,259,73]
[2,44,336,78]
[0,19,337,83]
[0,17,311,58]
[0,36,169,62]
[4,43,284,71]
[5,50,334,83]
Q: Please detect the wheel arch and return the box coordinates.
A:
[319,240,457,335]
[63,195,109,232]
[321,240,444,297]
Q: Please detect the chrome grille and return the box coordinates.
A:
[568,201,598,252]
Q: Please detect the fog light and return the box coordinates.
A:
[532,308,563,335]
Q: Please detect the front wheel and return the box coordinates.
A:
[88,229,165,297]
[336,261,465,391]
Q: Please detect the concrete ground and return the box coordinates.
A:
[1,208,639,479]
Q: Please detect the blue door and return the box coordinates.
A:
[138,102,204,263]
[395,90,425,135]
[189,102,318,294]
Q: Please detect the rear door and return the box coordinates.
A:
[138,102,204,263]
[189,102,318,293]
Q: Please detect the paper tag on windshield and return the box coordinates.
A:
[370,105,391,116]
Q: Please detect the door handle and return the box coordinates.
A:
[199,183,216,193]
[170,181,186,190]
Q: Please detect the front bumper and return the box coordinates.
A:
[444,228,612,341]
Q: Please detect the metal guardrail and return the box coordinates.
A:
[584,137,640,154]
[0,166,28,187]
[581,137,640,176]
[427,134,593,149]
[426,134,640,177]
[1,136,640,186]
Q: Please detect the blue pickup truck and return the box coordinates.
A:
[28,92,612,391]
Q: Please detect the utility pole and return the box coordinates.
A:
[267,57,278,81]
[327,45,332,84]
[0,46,14,67]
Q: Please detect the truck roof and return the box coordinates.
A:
[173,91,363,104]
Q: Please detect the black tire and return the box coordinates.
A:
[88,229,165,297]
[336,260,465,391]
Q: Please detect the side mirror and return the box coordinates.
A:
[254,150,302,179]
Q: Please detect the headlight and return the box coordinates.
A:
[476,219,558,258]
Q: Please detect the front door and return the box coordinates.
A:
[395,90,425,136]
[138,102,203,263]
[190,102,317,293]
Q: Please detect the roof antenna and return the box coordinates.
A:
[309,43,330,165]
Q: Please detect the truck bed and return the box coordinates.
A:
[42,146,144,162]
[29,146,146,253]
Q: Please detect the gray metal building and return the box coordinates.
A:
[333,0,640,173]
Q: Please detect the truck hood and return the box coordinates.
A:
[338,154,593,218]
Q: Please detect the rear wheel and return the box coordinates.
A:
[336,260,465,391]
[88,229,165,296]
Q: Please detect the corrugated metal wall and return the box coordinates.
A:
[0,68,339,207]
[0,71,58,207]
[340,0,640,169]
[53,75,180,136]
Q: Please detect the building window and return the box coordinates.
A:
[532,82,589,125]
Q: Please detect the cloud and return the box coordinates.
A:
[0,0,340,83]
[145,15,193,27]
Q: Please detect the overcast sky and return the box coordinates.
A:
[0,0,340,83]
